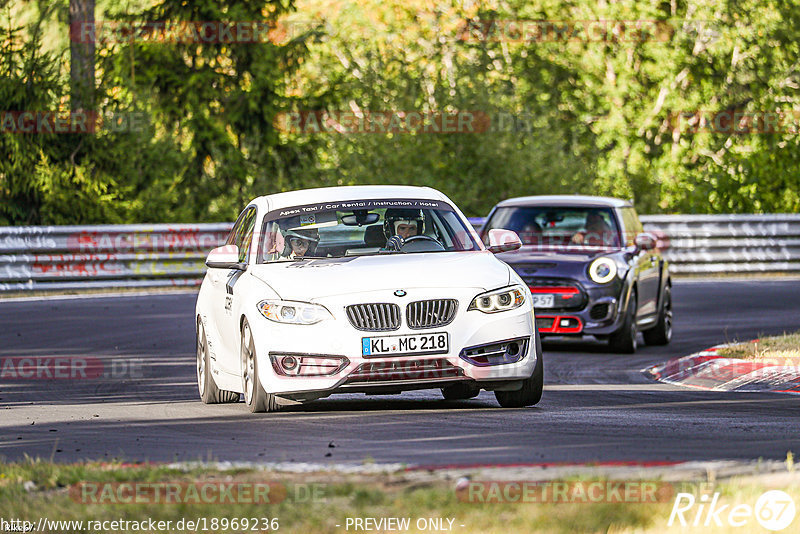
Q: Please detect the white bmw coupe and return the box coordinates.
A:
[195,185,543,412]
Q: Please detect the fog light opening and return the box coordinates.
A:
[281,355,298,371]
[506,342,519,356]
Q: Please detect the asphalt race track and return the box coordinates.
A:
[1,279,799,466]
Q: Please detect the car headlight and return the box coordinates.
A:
[257,300,333,325]
[588,257,618,284]
[468,286,526,313]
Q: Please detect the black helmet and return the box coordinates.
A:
[383,208,424,240]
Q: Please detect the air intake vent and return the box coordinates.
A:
[589,303,610,320]
[345,358,463,384]
[406,299,458,329]
[345,303,401,331]
[460,338,529,367]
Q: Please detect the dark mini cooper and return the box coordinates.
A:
[481,195,672,353]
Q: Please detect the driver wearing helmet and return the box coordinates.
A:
[571,210,615,247]
[383,208,424,251]
[283,228,319,258]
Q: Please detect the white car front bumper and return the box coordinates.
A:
[249,287,537,400]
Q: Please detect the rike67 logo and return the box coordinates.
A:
[669,490,796,531]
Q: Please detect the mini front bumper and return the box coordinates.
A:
[533,282,626,336]
[249,289,537,398]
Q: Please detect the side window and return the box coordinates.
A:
[226,207,257,262]
[239,209,257,263]
[620,208,643,247]
[226,209,248,246]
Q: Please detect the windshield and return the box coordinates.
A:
[258,199,481,263]
[483,206,622,250]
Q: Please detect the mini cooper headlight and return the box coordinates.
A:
[588,257,618,284]
[468,286,526,313]
[257,300,333,325]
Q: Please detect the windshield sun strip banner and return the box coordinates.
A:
[263,199,453,222]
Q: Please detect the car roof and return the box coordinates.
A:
[494,195,633,209]
[249,185,451,213]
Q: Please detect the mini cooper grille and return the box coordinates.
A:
[527,278,586,310]
[406,299,458,329]
[345,303,401,331]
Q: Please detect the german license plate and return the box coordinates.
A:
[532,294,555,308]
[362,332,449,357]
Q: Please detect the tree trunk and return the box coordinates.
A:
[69,0,95,112]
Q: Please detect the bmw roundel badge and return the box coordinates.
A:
[394,290,407,297]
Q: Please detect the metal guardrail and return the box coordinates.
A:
[1,214,798,291]
[469,214,800,275]
[0,224,231,291]
[640,214,800,274]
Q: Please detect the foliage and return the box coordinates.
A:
[2,0,800,224]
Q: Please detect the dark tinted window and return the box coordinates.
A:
[258,200,479,262]
[483,206,621,249]
[238,208,257,263]
[227,206,257,262]
[620,207,643,247]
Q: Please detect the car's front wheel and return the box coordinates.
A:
[609,290,638,353]
[495,330,544,408]
[196,318,239,404]
[241,318,282,413]
[643,283,672,345]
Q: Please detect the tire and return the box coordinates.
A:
[643,283,673,346]
[241,319,281,413]
[196,319,239,404]
[495,329,544,408]
[609,290,638,354]
[441,383,480,400]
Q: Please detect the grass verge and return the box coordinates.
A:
[716,331,800,360]
[1,459,799,533]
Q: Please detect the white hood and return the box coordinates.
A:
[249,251,511,301]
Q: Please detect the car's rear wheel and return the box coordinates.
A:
[609,290,638,353]
[196,319,239,404]
[241,319,281,413]
[441,383,480,400]
[495,330,543,408]
[643,283,672,345]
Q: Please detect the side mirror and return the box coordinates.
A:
[635,232,657,251]
[487,229,522,253]
[651,229,670,251]
[206,244,246,270]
